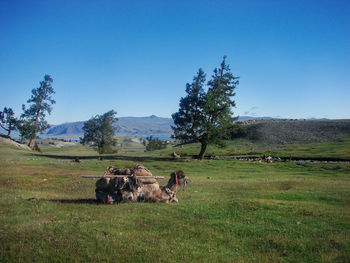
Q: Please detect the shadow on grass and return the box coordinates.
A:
[47,198,102,205]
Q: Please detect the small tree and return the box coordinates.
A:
[145,136,167,151]
[172,56,239,160]
[0,107,18,138]
[21,75,55,148]
[80,110,118,154]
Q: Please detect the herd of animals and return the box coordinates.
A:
[94,164,190,204]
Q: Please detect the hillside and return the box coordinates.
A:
[243,119,350,144]
[45,121,85,137]
[0,135,30,150]
[116,115,172,137]
[44,115,173,139]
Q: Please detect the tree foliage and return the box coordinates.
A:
[144,136,167,151]
[229,124,248,139]
[0,107,18,138]
[80,110,118,154]
[20,75,55,148]
[172,56,239,160]
[16,119,35,141]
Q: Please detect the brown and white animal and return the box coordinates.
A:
[134,169,190,202]
[95,169,190,203]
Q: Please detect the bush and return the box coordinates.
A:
[145,136,167,151]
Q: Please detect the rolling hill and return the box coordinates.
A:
[242,119,350,144]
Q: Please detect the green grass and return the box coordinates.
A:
[154,134,350,159]
[1,138,350,262]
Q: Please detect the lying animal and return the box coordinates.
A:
[171,152,181,158]
[95,169,190,204]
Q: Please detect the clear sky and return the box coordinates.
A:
[1,0,349,124]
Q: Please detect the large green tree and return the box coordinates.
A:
[172,56,239,160]
[0,107,18,138]
[21,75,55,148]
[80,110,118,154]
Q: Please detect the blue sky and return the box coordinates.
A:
[0,0,349,124]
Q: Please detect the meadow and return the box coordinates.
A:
[0,135,350,262]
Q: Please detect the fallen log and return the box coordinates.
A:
[81,175,165,179]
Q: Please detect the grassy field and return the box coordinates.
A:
[153,134,350,160]
[1,137,350,262]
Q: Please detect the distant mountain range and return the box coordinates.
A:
[44,115,174,139]
[0,115,330,139]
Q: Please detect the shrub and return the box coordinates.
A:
[145,136,167,151]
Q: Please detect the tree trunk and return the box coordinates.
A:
[28,110,40,149]
[28,136,35,149]
[7,124,11,138]
[198,141,207,160]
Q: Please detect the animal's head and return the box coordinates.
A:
[169,170,190,188]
